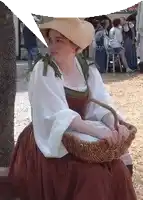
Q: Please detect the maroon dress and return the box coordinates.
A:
[8,87,137,200]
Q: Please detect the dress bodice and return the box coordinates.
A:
[65,87,89,119]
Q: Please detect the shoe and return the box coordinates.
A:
[126,68,135,73]
[138,62,143,73]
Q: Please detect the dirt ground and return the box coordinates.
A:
[15,65,143,199]
[102,72,143,199]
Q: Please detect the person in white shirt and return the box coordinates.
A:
[109,18,134,72]
[8,18,136,200]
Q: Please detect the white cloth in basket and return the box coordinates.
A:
[68,120,112,142]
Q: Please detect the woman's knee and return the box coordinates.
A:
[119,48,125,55]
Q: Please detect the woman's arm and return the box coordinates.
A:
[29,60,81,158]
[85,66,125,127]
[70,116,103,137]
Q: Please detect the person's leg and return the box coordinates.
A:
[138,36,143,72]
[31,47,39,62]
[95,49,106,73]
[27,48,33,70]
[124,38,137,70]
[139,36,143,62]
[131,45,138,70]
[27,47,39,71]
[118,48,134,72]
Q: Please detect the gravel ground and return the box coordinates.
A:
[14,61,31,141]
[102,73,143,200]
[15,63,143,199]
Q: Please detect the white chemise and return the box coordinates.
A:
[28,58,131,164]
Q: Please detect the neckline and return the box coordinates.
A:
[64,86,89,97]
[48,56,88,92]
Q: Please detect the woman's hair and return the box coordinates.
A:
[43,28,81,53]
[100,19,109,29]
[126,12,137,22]
[126,16,135,22]
[93,20,100,29]
[112,18,121,27]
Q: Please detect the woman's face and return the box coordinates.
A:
[105,20,110,29]
[120,17,126,26]
[46,29,77,62]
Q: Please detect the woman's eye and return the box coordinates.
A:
[56,39,64,43]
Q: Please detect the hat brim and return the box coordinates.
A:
[39,18,94,50]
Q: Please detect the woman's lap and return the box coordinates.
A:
[8,123,137,200]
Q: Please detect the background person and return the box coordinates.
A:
[122,18,137,71]
[95,20,110,73]
[23,25,39,70]
[109,18,134,73]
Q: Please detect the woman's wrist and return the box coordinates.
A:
[101,112,116,130]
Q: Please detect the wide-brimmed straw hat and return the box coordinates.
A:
[39,18,95,51]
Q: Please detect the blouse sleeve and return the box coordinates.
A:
[85,66,125,121]
[28,60,80,158]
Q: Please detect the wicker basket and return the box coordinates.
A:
[62,99,137,163]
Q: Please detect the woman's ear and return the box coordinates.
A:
[75,47,82,54]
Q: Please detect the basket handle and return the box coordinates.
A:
[88,98,119,130]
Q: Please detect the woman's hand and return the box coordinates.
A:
[101,113,130,143]
[118,124,130,141]
[93,124,130,146]
[110,124,130,143]
[98,129,120,146]
[85,121,120,145]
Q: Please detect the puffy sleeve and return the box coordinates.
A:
[85,66,125,121]
[28,60,80,158]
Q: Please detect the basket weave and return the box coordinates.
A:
[62,99,137,163]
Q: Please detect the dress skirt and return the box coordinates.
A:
[124,37,137,70]
[95,47,107,73]
[8,123,137,200]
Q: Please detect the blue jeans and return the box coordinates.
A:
[27,47,39,70]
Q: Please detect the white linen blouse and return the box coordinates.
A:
[28,58,131,164]
[109,27,123,48]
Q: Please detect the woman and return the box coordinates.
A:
[88,20,100,61]
[122,18,137,70]
[109,18,134,73]
[95,19,109,73]
[23,24,39,70]
[8,18,136,200]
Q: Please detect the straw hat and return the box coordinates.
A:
[39,18,95,51]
